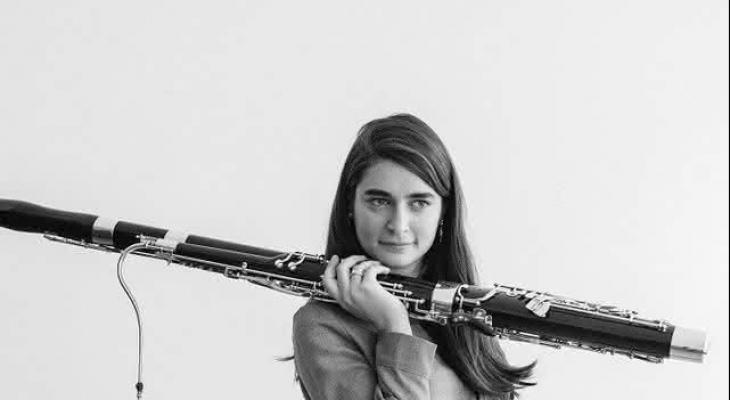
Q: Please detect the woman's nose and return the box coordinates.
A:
[386,205,410,233]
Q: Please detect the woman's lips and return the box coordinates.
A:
[380,242,413,252]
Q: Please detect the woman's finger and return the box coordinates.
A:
[349,260,380,283]
[321,255,340,299]
[336,255,367,301]
[360,264,391,286]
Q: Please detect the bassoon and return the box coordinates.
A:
[0,199,707,366]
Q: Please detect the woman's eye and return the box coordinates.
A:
[369,198,389,207]
[411,200,430,209]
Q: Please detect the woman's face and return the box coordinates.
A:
[353,160,443,277]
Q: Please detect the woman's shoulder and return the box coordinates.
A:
[293,300,371,336]
[293,300,343,325]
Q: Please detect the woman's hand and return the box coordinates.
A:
[321,255,412,335]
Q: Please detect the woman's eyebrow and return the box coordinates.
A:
[362,189,435,199]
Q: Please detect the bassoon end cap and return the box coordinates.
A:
[669,326,708,363]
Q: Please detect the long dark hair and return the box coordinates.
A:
[326,113,536,399]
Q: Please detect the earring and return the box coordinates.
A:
[438,220,444,243]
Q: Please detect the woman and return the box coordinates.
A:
[292,114,535,399]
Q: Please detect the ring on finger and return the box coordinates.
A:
[353,260,378,277]
[351,264,368,277]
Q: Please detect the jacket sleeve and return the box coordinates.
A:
[292,303,437,400]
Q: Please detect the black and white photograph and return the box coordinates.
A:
[0,1,727,399]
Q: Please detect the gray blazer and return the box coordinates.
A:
[292,301,480,400]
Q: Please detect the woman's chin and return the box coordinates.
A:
[374,253,422,275]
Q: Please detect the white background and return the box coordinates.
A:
[0,1,727,399]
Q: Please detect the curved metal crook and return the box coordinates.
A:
[116,242,148,400]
